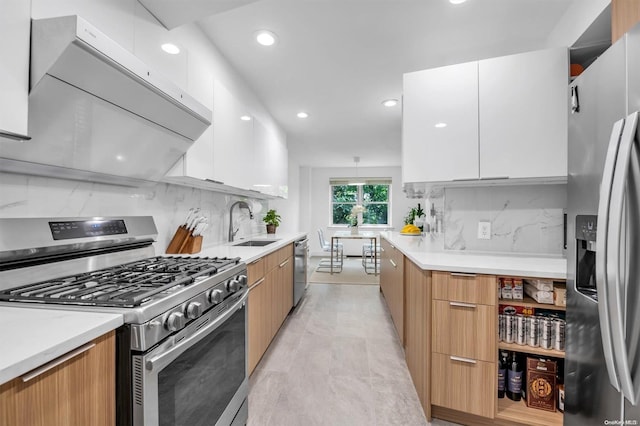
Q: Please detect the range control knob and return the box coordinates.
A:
[209,289,224,304]
[237,275,248,287]
[227,278,239,292]
[186,301,203,319]
[165,312,186,332]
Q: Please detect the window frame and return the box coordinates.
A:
[329,181,392,227]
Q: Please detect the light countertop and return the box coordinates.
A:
[0,307,123,386]
[380,231,566,279]
[194,232,308,262]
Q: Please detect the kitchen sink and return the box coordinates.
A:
[233,240,279,247]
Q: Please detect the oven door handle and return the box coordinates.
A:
[146,291,248,372]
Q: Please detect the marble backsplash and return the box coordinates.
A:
[423,184,566,256]
[0,173,267,254]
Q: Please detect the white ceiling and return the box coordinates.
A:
[186,0,577,168]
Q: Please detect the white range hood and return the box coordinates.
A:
[0,15,212,186]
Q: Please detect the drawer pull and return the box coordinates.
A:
[450,355,477,364]
[389,259,397,268]
[279,259,290,268]
[449,301,477,309]
[251,277,266,288]
[22,343,96,382]
[249,258,262,265]
[451,272,476,278]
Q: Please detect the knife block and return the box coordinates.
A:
[180,235,203,254]
[166,225,190,254]
[166,226,202,254]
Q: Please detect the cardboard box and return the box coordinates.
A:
[525,283,554,304]
[512,278,523,300]
[501,278,513,299]
[554,285,567,307]
[524,279,554,292]
[526,357,557,412]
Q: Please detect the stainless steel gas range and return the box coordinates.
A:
[0,216,248,426]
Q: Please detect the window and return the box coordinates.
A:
[330,180,391,226]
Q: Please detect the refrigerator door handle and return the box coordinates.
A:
[608,111,640,405]
[596,118,625,392]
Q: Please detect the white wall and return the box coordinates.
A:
[304,165,413,256]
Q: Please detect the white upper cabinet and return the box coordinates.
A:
[0,0,30,140]
[170,54,215,180]
[402,62,479,183]
[252,117,288,198]
[212,80,254,190]
[402,47,568,184]
[478,47,568,179]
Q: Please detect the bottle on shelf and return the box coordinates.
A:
[507,351,523,401]
[498,351,508,398]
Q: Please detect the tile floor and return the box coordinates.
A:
[247,280,457,426]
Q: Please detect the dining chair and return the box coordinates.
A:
[316,229,343,273]
[362,241,380,274]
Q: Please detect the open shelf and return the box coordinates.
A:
[497,397,563,426]
[499,341,564,359]
[499,296,566,312]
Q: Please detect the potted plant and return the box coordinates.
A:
[404,203,426,231]
[263,209,281,234]
[346,204,365,234]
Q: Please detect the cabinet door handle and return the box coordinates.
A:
[279,259,290,268]
[251,277,265,288]
[249,258,262,265]
[480,176,509,180]
[389,259,397,268]
[449,301,477,309]
[451,272,476,278]
[22,342,96,382]
[450,355,477,364]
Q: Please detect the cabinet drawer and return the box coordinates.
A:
[264,244,293,271]
[247,257,265,286]
[431,352,495,418]
[432,300,496,362]
[433,271,496,305]
[381,239,402,265]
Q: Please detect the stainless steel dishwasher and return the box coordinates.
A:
[293,237,309,307]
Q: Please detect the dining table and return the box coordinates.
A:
[330,230,378,275]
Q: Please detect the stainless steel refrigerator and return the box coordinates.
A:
[566,22,640,425]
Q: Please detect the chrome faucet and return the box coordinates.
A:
[228,201,254,242]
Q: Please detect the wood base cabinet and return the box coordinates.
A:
[431,352,496,418]
[0,331,115,426]
[431,271,497,420]
[404,259,432,420]
[247,244,294,374]
[379,238,405,343]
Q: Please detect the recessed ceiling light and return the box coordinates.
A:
[255,30,278,46]
[382,99,398,107]
[161,43,180,54]
[449,0,467,4]
[116,154,126,161]
[297,112,309,119]
[240,115,252,121]
[435,122,448,128]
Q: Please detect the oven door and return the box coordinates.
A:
[133,291,248,426]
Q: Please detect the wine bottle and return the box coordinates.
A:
[507,351,523,401]
[498,351,508,398]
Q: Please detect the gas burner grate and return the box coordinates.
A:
[0,256,240,307]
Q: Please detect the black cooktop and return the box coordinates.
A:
[0,256,240,307]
